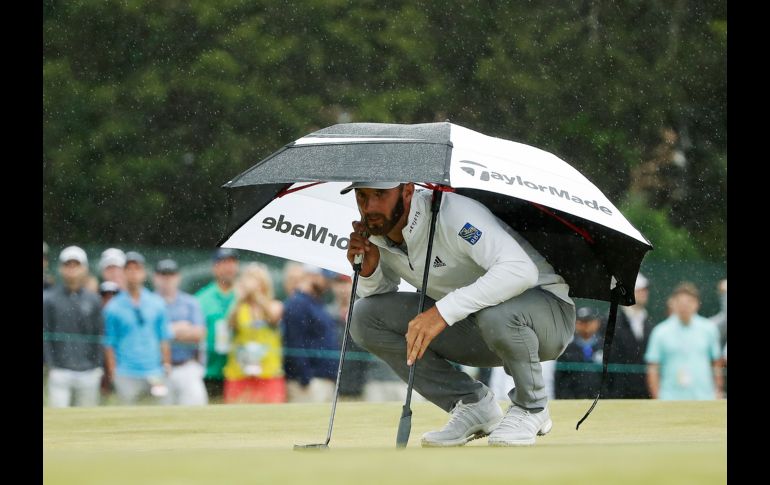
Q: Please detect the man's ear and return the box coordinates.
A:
[403,182,415,204]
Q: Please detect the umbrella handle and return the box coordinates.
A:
[576,284,626,430]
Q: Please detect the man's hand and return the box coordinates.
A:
[347,221,379,276]
[406,306,448,366]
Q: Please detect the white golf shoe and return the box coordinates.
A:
[421,391,503,447]
[488,404,552,446]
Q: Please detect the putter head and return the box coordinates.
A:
[293,443,329,451]
[395,406,412,449]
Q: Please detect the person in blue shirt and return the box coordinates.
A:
[153,259,208,405]
[281,265,339,402]
[645,282,723,400]
[103,251,172,405]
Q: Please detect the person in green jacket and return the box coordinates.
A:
[195,248,240,401]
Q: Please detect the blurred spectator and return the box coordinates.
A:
[43,246,104,407]
[645,282,723,400]
[709,279,727,349]
[709,279,727,396]
[282,265,339,402]
[99,281,121,307]
[98,280,121,397]
[282,261,305,298]
[103,251,172,405]
[555,307,603,399]
[44,241,53,367]
[43,241,55,290]
[99,248,127,290]
[605,273,655,399]
[196,248,240,401]
[85,274,99,294]
[327,272,367,400]
[665,295,674,316]
[223,263,285,403]
[154,259,208,406]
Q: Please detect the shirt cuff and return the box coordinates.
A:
[358,262,383,281]
[434,295,465,326]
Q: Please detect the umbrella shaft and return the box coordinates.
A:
[401,189,444,430]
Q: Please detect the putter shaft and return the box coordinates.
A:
[293,255,362,451]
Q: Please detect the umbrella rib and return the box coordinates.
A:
[276,181,325,198]
[291,139,450,147]
[529,202,594,244]
[415,183,455,193]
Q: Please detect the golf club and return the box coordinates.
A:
[293,253,363,451]
[396,189,443,448]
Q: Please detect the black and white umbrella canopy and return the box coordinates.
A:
[219,122,652,304]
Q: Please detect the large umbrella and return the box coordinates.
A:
[217,122,653,441]
[219,122,651,303]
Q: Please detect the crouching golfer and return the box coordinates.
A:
[344,182,576,447]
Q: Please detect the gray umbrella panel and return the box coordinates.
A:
[224,123,453,188]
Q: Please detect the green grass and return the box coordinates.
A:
[44,400,726,485]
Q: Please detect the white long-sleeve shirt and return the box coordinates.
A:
[357,189,573,325]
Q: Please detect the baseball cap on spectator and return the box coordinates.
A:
[155,259,179,274]
[212,248,239,262]
[635,273,649,291]
[59,246,88,265]
[99,280,120,295]
[576,306,600,321]
[99,248,126,271]
[125,251,146,266]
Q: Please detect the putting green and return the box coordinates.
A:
[44,400,726,485]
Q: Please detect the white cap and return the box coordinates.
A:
[635,273,649,291]
[99,280,121,294]
[340,181,401,195]
[59,246,88,265]
[99,248,126,271]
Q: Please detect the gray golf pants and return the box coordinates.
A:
[349,288,576,411]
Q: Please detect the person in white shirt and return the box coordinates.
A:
[344,182,575,447]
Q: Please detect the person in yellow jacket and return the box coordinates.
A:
[223,263,285,403]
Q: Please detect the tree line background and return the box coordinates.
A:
[43,0,726,262]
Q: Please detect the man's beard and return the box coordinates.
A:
[363,193,405,236]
